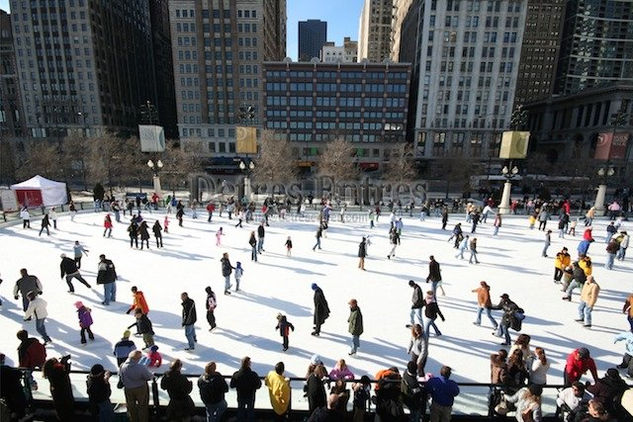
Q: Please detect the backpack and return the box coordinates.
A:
[511,308,525,331]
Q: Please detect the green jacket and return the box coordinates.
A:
[348,306,363,336]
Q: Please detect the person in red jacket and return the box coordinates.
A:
[17,329,46,390]
[564,347,598,386]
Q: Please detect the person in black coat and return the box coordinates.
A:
[221,253,235,295]
[426,255,442,297]
[176,207,185,227]
[60,254,91,293]
[86,363,114,421]
[441,207,449,230]
[0,354,27,420]
[43,355,74,421]
[358,237,367,270]
[306,365,327,414]
[230,356,262,421]
[198,362,229,421]
[422,291,445,340]
[39,213,51,236]
[160,359,195,421]
[181,292,197,351]
[152,220,163,248]
[127,222,139,248]
[586,368,628,414]
[138,221,150,250]
[311,283,330,336]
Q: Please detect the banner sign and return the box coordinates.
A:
[236,126,257,154]
[499,131,530,159]
[595,132,630,160]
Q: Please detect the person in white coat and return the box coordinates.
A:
[504,385,543,422]
[528,347,550,386]
[49,207,58,229]
[20,207,31,228]
[617,231,629,261]
[24,291,52,344]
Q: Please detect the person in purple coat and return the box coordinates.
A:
[75,301,95,344]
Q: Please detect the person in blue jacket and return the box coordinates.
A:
[427,365,460,421]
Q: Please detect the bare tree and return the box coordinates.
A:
[14,139,64,181]
[62,133,90,190]
[251,131,298,185]
[160,139,205,195]
[382,143,418,182]
[317,137,359,181]
[86,133,143,193]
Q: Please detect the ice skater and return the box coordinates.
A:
[234,262,244,292]
[60,253,91,293]
[221,252,235,295]
[276,313,295,352]
[216,227,224,246]
[469,237,480,264]
[311,283,330,336]
[386,228,398,260]
[152,220,163,248]
[20,207,31,228]
[49,208,58,230]
[163,215,170,233]
[285,236,293,256]
[455,235,469,259]
[127,221,139,249]
[358,237,367,270]
[138,221,150,250]
[205,286,217,331]
[38,213,51,236]
[312,226,323,251]
[542,230,552,257]
[74,301,95,345]
[249,231,258,262]
[422,291,444,340]
[73,241,89,268]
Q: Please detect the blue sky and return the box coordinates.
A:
[0,0,363,60]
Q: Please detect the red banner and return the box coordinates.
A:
[14,189,43,207]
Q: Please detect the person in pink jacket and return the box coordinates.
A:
[328,359,355,381]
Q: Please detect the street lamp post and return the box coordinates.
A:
[147,159,164,195]
[239,159,255,200]
[498,163,519,215]
[594,165,615,216]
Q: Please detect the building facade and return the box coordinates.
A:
[320,37,358,63]
[10,0,158,138]
[169,0,286,156]
[555,0,633,96]
[391,0,416,62]
[358,0,394,63]
[0,9,26,137]
[298,19,327,62]
[409,0,527,160]
[525,84,633,165]
[513,0,564,107]
[263,61,410,168]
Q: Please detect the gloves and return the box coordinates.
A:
[14,296,19,300]
[126,309,131,315]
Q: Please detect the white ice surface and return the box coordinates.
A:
[0,209,630,411]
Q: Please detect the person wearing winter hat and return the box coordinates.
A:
[86,363,114,421]
[564,347,598,386]
[60,253,91,293]
[140,345,162,368]
[114,330,137,366]
[311,283,330,336]
[74,301,94,344]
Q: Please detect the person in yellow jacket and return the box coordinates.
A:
[578,255,593,277]
[577,276,600,328]
[265,362,290,420]
[554,247,571,283]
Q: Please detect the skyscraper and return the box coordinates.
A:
[555,0,633,96]
[169,0,286,154]
[358,0,393,63]
[298,19,327,62]
[391,0,416,62]
[10,0,158,138]
[0,9,26,137]
[513,0,565,107]
[409,0,528,159]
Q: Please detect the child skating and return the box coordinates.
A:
[234,262,244,292]
[216,227,224,246]
[276,313,295,352]
[163,215,170,234]
[285,236,293,256]
[75,301,95,345]
[140,345,162,368]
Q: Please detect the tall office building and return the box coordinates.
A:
[555,0,633,96]
[513,0,564,107]
[1,9,26,137]
[410,0,527,159]
[149,0,178,139]
[298,19,327,62]
[391,0,416,62]
[10,0,158,138]
[358,0,394,63]
[321,37,358,63]
[169,0,286,155]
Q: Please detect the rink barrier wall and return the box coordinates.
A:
[15,367,632,419]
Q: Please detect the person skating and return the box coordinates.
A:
[113,330,137,367]
[160,359,195,421]
[138,221,150,250]
[542,230,552,257]
[348,298,363,356]
[152,220,163,248]
[235,209,244,228]
[163,215,170,233]
[257,222,266,253]
[491,293,521,346]
[60,253,91,293]
[313,226,323,251]
[234,261,244,292]
[73,240,89,268]
[38,213,51,236]
[20,206,31,228]
[230,356,262,421]
[448,223,463,248]
[538,208,549,231]
[409,279,424,327]
[181,292,197,351]
[128,309,155,350]
[455,235,469,259]
[13,268,42,312]
[205,286,217,331]
[97,254,117,306]
[529,347,550,386]
[215,227,224,246]
[472,281,498,329]
[605,239,620,270]
[87,363,115,421]
[276,313,295,352]
[576,275,600,328]
[617,231,629,260]
[426,255,444,297]
[493,213,502,236]
[471,211,480,233]
[386,228,399,259]
[49,207,58,230]
[126,286,150,315]
[469,237,480,264]
[74,301,95,345]
[441,207,449,230]
[311,283,330,336]
[285,236,293,256]
[249,231,258,262]
[206,202,215,222]
[554,247,571,283]
[562,261,587,301]
[623,293,633,332]
[24,290,52,344]
[221,252,235,295]
[198,361,229,422]
[127,221,139,249]
[358,237,367,269]
[422,291,445,340]
[176,206,184,227]
[103,213,113,237]
[586,368,628,415]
